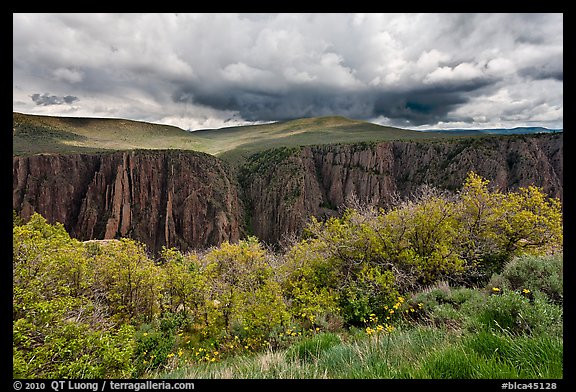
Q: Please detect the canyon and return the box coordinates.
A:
[13,133,563,253]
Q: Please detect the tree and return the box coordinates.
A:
[90,238,162,323]
[199,238,290,340]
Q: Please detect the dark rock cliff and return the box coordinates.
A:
[242,134,563,243]
[13,134,562,251]
[13,150,241,254]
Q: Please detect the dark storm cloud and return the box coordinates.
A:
[13,13,563,130]
[372,79,496,126]
[173,71,494,125]
[519,64,563,82]
[173,84,376,122]
[31,93,79,106]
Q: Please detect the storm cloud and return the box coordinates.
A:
[13,13,563,130]
[31,93,79,106]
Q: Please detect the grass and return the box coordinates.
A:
[155,253,563,380]
[15,112,554,171]
[13,112,206,155]
[156,326,562,379]
[13,112,468,166]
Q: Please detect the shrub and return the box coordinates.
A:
[471,290,562,337]
[488,253,563,305]
[133,323,176,377]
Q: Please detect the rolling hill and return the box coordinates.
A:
[12,112,205,156]
[13,112,451,164]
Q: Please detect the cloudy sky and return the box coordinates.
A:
[13,13,563,131]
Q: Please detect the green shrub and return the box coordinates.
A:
[471,291,562,336]
[489,253,563,305]
[133,323,176,377]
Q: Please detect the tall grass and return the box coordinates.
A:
[157,325,562,379]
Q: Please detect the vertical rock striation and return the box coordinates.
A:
[13,150,241,254]
[242,134,563,243]
[13,133,562,250]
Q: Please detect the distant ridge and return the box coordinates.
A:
[419,127,562,136]
[13,113,452,163]
[16,112,557,166]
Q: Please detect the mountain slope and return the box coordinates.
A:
[422,127,562,136]
[13,113,453,164]
[13,112,206,155]
[193,116,452,164]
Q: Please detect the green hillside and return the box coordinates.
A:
[196,116,449,163]
[12,112,205,155]
[13,112,454,164]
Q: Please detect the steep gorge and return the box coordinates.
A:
[13,133,562,252]
[242,134,563,243]
[13,150,241,254]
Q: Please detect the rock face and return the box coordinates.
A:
[13,150,241,254]
[242,134,563,243]
[13,134,562,251]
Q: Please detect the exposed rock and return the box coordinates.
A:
[242,134,563,243]
[13,134,562,251]
[13,150,241,254]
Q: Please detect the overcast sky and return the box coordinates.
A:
[13,13,563,131]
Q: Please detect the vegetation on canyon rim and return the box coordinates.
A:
[13,173,562,379]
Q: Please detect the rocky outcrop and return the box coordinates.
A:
[13,133,562,250]
[242,134,563,243]
[13,150,241,254]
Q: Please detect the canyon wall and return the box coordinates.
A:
[242,134,563,243]
[13,150,241,254]
[14,134,562,251]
